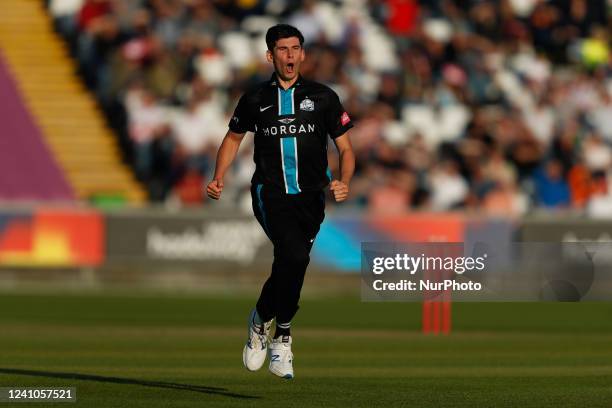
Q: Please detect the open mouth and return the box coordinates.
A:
[286,63,294,74]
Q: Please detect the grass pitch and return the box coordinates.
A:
[0,292,611,407]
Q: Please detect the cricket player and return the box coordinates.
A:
[206,24,355,379]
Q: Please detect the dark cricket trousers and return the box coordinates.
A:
[250,183,325,324]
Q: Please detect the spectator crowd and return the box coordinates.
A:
[47,0,612,217]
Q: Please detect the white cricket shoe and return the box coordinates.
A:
[242,309,272,371]
[269,335,294,379]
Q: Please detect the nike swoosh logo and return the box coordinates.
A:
[260,105,273,112]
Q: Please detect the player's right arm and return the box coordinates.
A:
[206,130,245,200]
[208,91,254,200]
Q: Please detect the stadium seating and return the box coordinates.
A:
[0,0,145,203]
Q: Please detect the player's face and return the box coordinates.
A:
[267,37,305,82]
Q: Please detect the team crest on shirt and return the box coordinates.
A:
[300,98,314,111]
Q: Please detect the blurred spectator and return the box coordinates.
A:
[567,161,591,208]
[368,169,414,213]
[151,0,186,49]
[386,0,419,37]
[124,83,169,180]
[429,160,468,210]
[50,0,84,40]
[534,160,570,208]
[523,98,555,148]
[168,101,211,175]
[588,91,612,142]
[77,0,121,89]
[582,133,612,172]
[166,78,226,195]
[482,180,528,217]
[288,0,324,45]
[184,0,223,43]
[586,171,612,218]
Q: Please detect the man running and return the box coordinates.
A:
[206,24,355,379]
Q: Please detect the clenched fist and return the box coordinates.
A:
[206,179,224,200]
[330,180,349,202]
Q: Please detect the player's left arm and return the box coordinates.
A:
[330,133,355,203]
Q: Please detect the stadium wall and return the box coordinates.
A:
[0,206,610,289]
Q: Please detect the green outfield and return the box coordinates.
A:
[0,292,611,407]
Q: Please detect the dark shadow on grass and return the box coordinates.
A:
[0,368,259,400]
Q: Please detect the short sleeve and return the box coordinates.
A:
[325,91,354,139]
[228,93,254,134]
